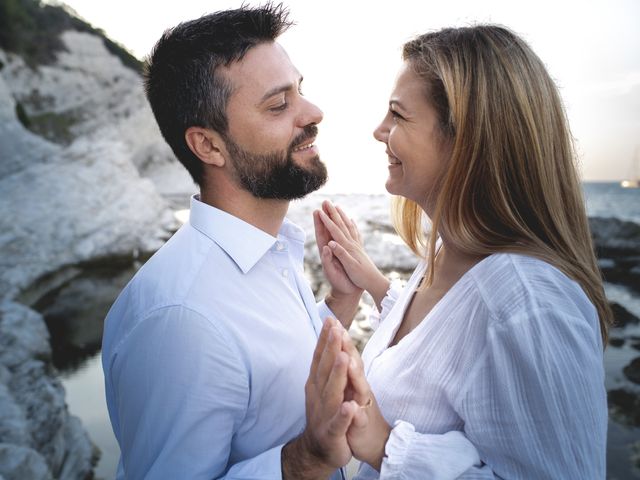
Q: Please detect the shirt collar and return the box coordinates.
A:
[188,195,305,273]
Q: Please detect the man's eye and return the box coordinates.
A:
[270,103,288,112]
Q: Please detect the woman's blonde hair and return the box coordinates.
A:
[393,25,613,342]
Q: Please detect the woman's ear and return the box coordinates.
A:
[185,127,226,167]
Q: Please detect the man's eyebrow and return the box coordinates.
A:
[259,76,303,104]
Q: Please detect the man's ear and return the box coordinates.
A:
[185,127,226,167]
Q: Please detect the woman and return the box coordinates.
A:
[315,25,611,478]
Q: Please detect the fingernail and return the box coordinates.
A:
[328,241,336,249]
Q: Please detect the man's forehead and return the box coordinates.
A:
[221,42,301,99]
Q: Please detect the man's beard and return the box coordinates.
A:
[223,125,328,200]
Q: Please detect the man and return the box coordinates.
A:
[102,4,362,479]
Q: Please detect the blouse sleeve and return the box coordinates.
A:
[367,279,403,331]
[379,307,607,479]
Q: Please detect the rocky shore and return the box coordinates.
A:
[0,28,185,479]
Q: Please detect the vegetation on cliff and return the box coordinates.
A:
[0,0,142,72]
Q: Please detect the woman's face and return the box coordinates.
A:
[373,62,451,210]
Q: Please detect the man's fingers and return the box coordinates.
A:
[313,210,330,248]
[322,246,349,279]
[310,316,336,379]
[316,326,343,389]
[323,351,350,407]
[340,329,362,366]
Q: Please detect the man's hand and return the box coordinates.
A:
[340,330,392,472]
[282,318,355,479]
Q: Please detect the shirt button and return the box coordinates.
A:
[281,269,289,278]
[275,242,286,251]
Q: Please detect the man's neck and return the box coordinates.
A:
[200,181,289,238]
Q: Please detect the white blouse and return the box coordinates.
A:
[354,253,607,479]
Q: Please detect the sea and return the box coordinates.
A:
[46,182,640,479]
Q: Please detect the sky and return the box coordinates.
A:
[53,0,640,193]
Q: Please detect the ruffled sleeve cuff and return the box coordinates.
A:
[368,280,403,331]
[379,421,482,480]
[380,420,417,478]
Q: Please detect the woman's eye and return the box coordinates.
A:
[390,109,403,121]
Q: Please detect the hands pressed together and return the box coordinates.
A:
[314,201,391,315]
[283,316,392,478]
[283,202,393,478]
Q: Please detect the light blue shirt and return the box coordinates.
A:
[102,195,339,479]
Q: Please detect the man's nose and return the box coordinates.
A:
[297,97,323,127]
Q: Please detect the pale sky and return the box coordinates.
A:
[55,0,640,193]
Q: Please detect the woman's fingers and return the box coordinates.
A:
[334,204,361,242]
[323,200,350,231]
[350,401,369,429]
[328,240,357,270]
[346,347,372,406]
[318,209,350,245]
[322,201,354,240]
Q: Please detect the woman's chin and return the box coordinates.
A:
[385,179,398,196]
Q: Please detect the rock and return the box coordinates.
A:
[0,302,51,368]
[0,14,190,477]
[608,388,640,428]
[0,40,179,304]
[609,337,626,348]
[0,444,52,480]
[590,217,640,257]
[0,303,95,479]
[57,416,98,480]
[623,357,640,385]
[0,382,31,446]
[588,217,640,293]
[611,302,640,329]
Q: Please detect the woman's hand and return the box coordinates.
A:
[314,201,363,296]
[339,330,392,471]
[314,201,390,310]
[314,201,363,328]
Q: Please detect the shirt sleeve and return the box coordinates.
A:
[317,299,335,324]
[106,305,285,479]
[368,280,403,331]
[379,308,607,479]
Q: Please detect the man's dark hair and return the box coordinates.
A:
[143,3,292,185]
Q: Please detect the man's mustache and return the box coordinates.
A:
[289,125,318,152]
